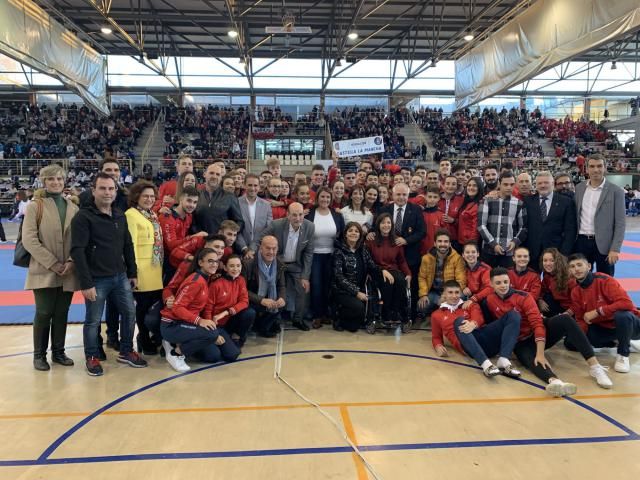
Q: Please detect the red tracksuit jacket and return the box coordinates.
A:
[570,272,638,332]
[508,268,542,301]
[170,237,232,268]
[457,201,480,245]
[483,289,546,342]
[541,273,576,311]
[420,207,446,255]
[160,271,211,325]
[431,302,484,354]
[159,210,193,259]
[438,194,463,242]
[466,262,493,303]
[205,274,249,325]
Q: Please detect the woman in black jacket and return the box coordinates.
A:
[331,221,381,332]
[307,187,346,329]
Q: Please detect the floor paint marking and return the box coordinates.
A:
[340,406,369,480]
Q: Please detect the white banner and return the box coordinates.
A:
[455,0,640,110]
[0,0,108,115]
[333,136,385,158]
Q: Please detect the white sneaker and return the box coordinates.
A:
[545,379,578,397]
[590,364,613,389]
[161,339,172,358]
[164,344,190,373]
[614,355,630,373]
[630,339,640,353]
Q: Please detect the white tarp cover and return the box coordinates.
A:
[455,0,640,110]
[0,0,109,115]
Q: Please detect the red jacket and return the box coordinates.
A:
[204,274,249,325]
[508,268,542,301]
[170,236,206,267]
[160,271,211,325]
[159,209,193,259]
[570,273,638,332]
[366,237,411,276]
[483,289,545,342]
[420,207,446,256]
[153,179,178,212]
[466,262,493,302]
[541,273,576,311]
[457,201,480,245]
[408,193,426,207]
[432,302,484,354]
[438,194,463,242]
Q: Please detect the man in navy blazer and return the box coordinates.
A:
[524,171,576,270]
[378,183,426,315]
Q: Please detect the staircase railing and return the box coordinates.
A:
[140,108,165,172]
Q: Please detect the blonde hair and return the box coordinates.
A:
[39,164,67,182]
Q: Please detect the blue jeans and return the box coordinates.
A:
[454,310,521,365]
[161,321,240,363]
[83,273,136,358]
[310,253,333,318]
[587,311,640,356]
[419,291,442,317]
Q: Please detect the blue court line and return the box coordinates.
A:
[0,345,83,359]
[1,349,636,468]
[1,433,639,467]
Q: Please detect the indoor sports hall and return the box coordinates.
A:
[1,0,640,479]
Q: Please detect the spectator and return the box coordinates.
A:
[193,163,244,235]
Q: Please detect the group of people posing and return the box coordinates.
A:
[20,152,639,397]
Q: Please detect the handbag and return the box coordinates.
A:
[13,199,44,268]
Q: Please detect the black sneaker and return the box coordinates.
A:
[106,338,120,351]
[117,351,148,368]
[97,346,107,361]
[52,354,74,366]
[33,357,50,371]
[86,356,104,376]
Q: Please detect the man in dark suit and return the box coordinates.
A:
[261,202,315,330]
[524,171,577,270]
[378,182,426,315]
[574,154,626,276]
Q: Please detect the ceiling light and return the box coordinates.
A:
[100,27,112,35]
[228,29,238,38]
[348,31,359,40]
[611,60,617,70]
[463,33,474,42]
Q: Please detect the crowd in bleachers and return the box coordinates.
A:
[0,103,155,161]
[18,151,639,395]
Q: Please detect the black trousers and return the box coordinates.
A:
[32,287,73,358]
[514,314,594,383]
[574,235,614,276]
[333,291,366,332]
[482,252,513,269]
[377,270,408,321]
[133,290,162,347]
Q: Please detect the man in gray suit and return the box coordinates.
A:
[237,173,273,260]
[574,154,626,276]
[261,202,315,331]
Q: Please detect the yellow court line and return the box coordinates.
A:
[1,393,638,421]
[340,406,369,480]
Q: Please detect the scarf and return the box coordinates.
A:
[137,207,164,265]
[257,252,278,311]
[439,299,464,313]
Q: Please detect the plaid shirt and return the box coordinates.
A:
[478,195,527,255]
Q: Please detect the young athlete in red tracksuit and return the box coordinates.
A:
[482,267,612,395]
[460,241,493,306]
[160,248,240,372]
[170,235,232,270]
[205,255,255,348]
[420,187,446,255]
[508,247,542,300]
[568,253,640,374]
[539,247,576,317]
[432,280,521,378]
[438,188,463,244]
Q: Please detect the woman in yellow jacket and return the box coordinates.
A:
[126,180,164,355]
[417,228,466,317]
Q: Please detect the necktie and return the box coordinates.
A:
[540,196,548,222]
[395,206,404,235]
